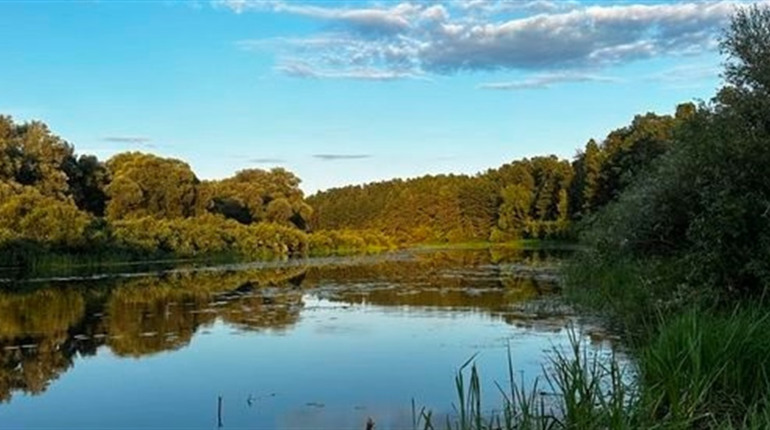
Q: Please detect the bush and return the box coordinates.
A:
[308,229,395,255]
[111,215,310,258]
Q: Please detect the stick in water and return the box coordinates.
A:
[218,395,223,428]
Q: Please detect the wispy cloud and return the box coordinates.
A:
[224,0,767,81]
[277,60,425,81]
[217,1,416,35]
[249,157,285,164]
[647,63,722,83]
[313,154,371,161]
[456,0,582,15]
[479,72,621,90]
[103,136,152,144]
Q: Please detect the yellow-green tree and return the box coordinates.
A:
[105,152,199,220]
[202,168,312,229]
[0,187,91,247]
[0,117,73,198]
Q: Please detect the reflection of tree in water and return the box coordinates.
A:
[0,248,568,403]
[304,248,559,300]
[217,284,304,332]
[323,274,556,313]
[303,248,561,289]
[106,284,215,357]
[299,248,563,331]
[0,289,86,402]
[0,267,307,402]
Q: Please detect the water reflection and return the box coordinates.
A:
[0,247,569,411]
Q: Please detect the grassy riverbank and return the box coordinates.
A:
[409,252,770,429]
[417,7,770,428]
[561,256,770,429]
[416,305,770,430]
[0,238,561,281]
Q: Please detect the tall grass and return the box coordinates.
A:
[418,306,770,430]
[560,251,695,342]
[557,252,770,429]
[414,332,635,430]
[638,308,770,427]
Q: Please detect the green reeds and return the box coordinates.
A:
[544,330,635,430]
[421,307,770,429]
[416,331,635,430]
[638,308,770,427]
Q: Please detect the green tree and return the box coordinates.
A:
[458,178,497,240]
[203,168,312,230]
[105,152,199,220]
[569,139,602,218]
[583,6,770,296]
[0,187,91,247]
[0,117,73,198]
[494,184,532,240]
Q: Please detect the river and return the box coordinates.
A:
[0,247,612,429]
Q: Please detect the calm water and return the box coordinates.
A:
[0,247,609,429]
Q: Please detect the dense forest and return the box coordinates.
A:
[0,98,695,267]
[309,104,693,243]
[0,120,394,267]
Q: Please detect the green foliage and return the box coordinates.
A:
[496,184,532,238]
[415,333,635,430]
[562,254,691,339]
[721,5,770,96]
[0,187,91,247]
[0,117,373,267]
[574,6,770,298]
[557,8,770,430]
[309,157,575,244]
[307,229,394,255]
[105,152,199,220]
[111,214,308,258]
[419,310,770,430]
[0,117,73,198]
[62,154,109,216]
[199,168,312,229]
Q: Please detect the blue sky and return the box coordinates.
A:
[0,0,751,194]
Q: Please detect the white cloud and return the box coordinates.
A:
[276,60,426,81]
[479,72,621,90]
[313,154,372,161]
[223,1,769,81]
[421,5,450,22]
[644,63,722,89]
[103,136,152,144]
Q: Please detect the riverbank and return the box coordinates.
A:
[561,254,770,429]
[0,238,565,280]
[410,254,770,430]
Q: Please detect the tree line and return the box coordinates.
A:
[0,120,390,267]
[0,96,699,266]
[308,103,695,243]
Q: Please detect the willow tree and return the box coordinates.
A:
[105,152,199,220]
